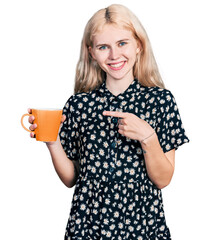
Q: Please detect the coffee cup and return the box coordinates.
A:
[21,108,63,142]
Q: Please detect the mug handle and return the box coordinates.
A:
[21,114,34,132]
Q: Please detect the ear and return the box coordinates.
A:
[136,40,142,54]
[89,46,96,60]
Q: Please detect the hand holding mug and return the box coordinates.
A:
[21,108,65,143]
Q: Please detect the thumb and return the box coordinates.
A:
[61,114,66,123]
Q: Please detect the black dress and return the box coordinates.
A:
[60,79,189,240]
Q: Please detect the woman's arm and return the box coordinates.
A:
[140,133,175,189]
[28,109,78,188]
[103,110,175,189]
[46,139,78,188]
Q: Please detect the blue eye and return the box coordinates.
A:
[119,42,126,47]
[99,45,107,50]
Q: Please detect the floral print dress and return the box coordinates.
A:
[60,79,189,240]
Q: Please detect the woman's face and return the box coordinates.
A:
[90,24,140,83]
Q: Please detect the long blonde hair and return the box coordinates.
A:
[74,4,165,94]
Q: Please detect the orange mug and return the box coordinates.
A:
[21,109,63,141]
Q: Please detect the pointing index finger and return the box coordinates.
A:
[103,111,125,118]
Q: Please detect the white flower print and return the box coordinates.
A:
[128,204,134,211]
[78,102,83,109]
[129,225,134,232]
[103,162,109,169]
[110,224,115,230]
[81,113,87,119]
[152,108,157,115]
[80,204,86,211]
[169,121,174,128]
[116,170,122,176]
[91,167,96,173]
[114,193,120,200]
[133,161,139,167]
[90,134,96,140]
[110,130,115,137]
[129,168,135,175]
[82,186,87,193]
[69,105,74,112]
[148,219,154,225]
[126,218,131,225]
[149,97,155,103]
[76,218,81,224]
[160,99,165,104]
[102,207,107,214]
[145,93,150,99]
[116,160,122,167]
[103,218,109,225]
[137,148,142,154]
[100,130,106,137]
[95,161,101,167]
[121,101,127,106]
[89,101,95,106]
[123,145,129,152]
[87,143,92,149]
[141,102,145,108]
[105,198,110,205]
[118,222,124,230]
[114,211,119,218]
[98,104,103,110]
[99,149,105,156]
[60,131,65,138]
[129,104,134,109]
[165,144,171,151]
[159,225,165,231]
[106,231,112,237]
[103,141,109,148]
[82,96,88,102]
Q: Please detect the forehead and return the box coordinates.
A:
[92,24,134,44]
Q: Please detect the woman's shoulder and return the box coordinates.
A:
[140,85,172,97]
[139,85,176,109]
[140,84,174,101]
[64,89,97,106]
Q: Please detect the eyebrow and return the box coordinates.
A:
[95,39,130,48]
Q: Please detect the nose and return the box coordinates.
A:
[109,46,120,60]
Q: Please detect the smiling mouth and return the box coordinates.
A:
[108,61,126,70]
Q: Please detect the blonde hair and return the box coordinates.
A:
[74,4,165,94]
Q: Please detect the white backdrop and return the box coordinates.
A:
[1,0,210,239]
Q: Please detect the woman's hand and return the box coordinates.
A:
[103,111,154,142]
[27,108,37,138]
[27,108,66,145]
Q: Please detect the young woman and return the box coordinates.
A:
[28,4,189,239]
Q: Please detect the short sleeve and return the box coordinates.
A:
[59,95,80,161]
[156,89,189,153]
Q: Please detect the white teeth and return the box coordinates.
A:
[109,62,124,68]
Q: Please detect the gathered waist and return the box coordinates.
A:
[75,172,157,194]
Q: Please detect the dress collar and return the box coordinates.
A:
[97,78,141,101]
